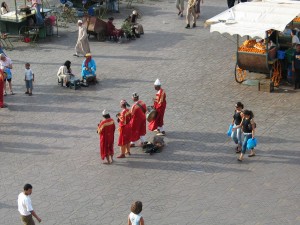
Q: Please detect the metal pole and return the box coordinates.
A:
[15,0,18,21]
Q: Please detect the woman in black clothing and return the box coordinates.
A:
[231,102,244,153]
[233,110,256,161]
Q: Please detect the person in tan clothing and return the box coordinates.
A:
[185,0,197,28]
[74,20,90,57]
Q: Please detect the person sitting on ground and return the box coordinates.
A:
[129,10,144,35]
[81,53,96,80]
[107,17,124,41]
[0,2,9,14]
[57,60,74,87]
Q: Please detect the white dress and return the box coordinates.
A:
[129,212,142,225]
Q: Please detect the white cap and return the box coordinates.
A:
[132,10,137,15]
[102,109,109,115]
[154,78,161,86]
[78,20,83,24]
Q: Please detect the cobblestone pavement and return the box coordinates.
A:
[1,0,300,224]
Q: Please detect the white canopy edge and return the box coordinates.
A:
[205,1,300,39]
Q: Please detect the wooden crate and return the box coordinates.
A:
[259,79,274,92]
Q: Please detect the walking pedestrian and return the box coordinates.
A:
[130,92,147,147]
[97,110,116,164]
[24,63,34,96]
[227,0,235,8]
[128,201,144,225]
[74,20,90,57]
[0,53,14,95]
[195,0,203,19]
[176,0,184,17]
[185,0,197,28]
[0,68,7,108]
[148,79,167,136]
[117,100,132,158]
[17,183,42,225]
[231,102,244,153]
[233,110,256,162]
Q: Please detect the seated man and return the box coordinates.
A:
[129,10,144,35]
[107,17,124,41]
[81,53,96,80]
[57,60,74,87]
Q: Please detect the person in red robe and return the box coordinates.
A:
[148,79,167,136]
[0,69,7,108]
[97,110,116,164]
[107,17,124,41]
[130,92,147,147]
[117,100,132,158]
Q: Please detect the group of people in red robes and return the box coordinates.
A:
[97,79,167,164]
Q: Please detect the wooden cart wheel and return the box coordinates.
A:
[271,60,282,87]
[19,26,28,42]
[97,31,106,42]
[235,64,247,83]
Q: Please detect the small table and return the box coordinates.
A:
[69,77,81,90]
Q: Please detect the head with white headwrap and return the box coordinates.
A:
[154,78,161,90]
[102,109,110,118]
[132,92,139,101]
[77,20,83,26]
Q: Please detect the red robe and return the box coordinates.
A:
[107,20,124,37]
[97,118,115,160]
[0,70,5,108]
[130,100,147,142]
[148,88,167,131]
[118,108,132,146]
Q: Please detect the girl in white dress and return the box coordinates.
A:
[128,201,144,225]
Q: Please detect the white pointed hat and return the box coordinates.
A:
[154,78,161,86]
[102,109,109,115]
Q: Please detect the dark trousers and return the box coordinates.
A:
[21,215,35,225]
[295,69,300,89]
[227,0,235,8]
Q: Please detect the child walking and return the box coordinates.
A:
[24,63,34,96]
[128,201,144,225]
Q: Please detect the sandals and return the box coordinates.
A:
[248,154,256,157]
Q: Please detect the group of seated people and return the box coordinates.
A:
[57,53,96,87]
[107,10,144,41]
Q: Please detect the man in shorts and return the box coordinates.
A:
[0,53,14,95]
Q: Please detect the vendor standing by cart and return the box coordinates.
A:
[292,44,300,89]
[28,0,44,25]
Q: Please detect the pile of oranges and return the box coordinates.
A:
[238,40,266,54]
[293,17,300,22]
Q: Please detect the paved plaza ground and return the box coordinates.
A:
[0,0,300,224]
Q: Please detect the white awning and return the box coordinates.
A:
[205,1,300,39]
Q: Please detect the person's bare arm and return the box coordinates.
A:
[31,210,41,223]
[128,215,131,225]
[140,217,144,225]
